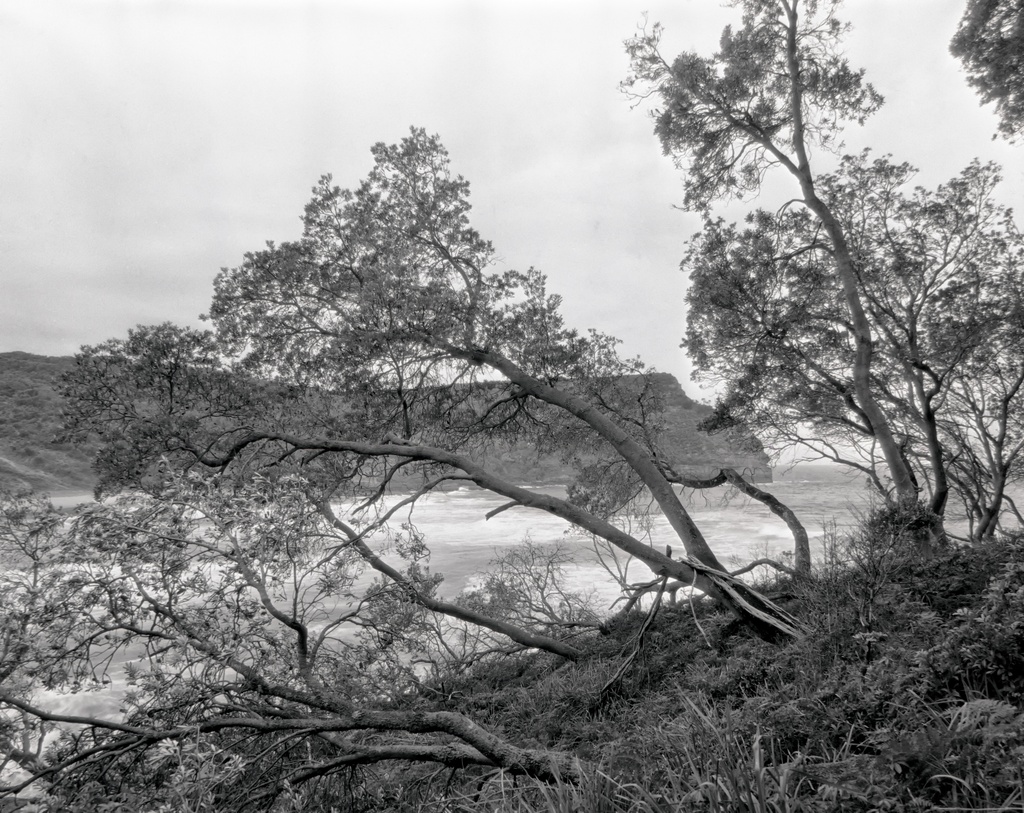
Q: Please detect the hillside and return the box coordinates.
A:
[0,352,96,493]
[647,371,771,480]
[466,372,772,485]
[0,353,770,493]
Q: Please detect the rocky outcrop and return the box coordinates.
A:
[648,372,772,482]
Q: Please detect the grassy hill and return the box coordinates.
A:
[0,352,96,493]
[0,353,770,493]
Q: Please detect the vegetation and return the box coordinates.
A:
[0,128,806,807]
[681,157,1024,541]
[0,353,95,493]
[625,0,1024,542]
[0,0,1022,810]
[951,0,1024,141]
[3,493,1024,811]
[0,357,770,494]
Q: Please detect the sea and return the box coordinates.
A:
[365,462,878,610]
[46,463,881,612]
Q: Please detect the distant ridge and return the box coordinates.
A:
[0,352,96,493]
[0,353,770,493]
[645,372,772,482]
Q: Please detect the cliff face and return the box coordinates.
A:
[0,353,769,493]
[647,372,772,482]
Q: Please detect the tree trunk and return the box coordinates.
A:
[780,1,920,504]
[665,467,811,575]
[721,468,811,575]
[455,348,806,642]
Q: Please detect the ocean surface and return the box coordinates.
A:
[362,462,877,610]
[46,464,880,611]
[51,462,998,609]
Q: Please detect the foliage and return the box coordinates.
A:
[0,128,806,806]
[304,532,1024,813]
[4,487,1024,810]
[629,0,1024,540]
[0,479,583,808]
[951,0,1024,140]
[684,154,1024,538]
[909,550,1024,704]
[4,1,1023,806]
[627,0,923,507]
[55,129,802,640]
[624,0,882,213]
[498,535,1024,813]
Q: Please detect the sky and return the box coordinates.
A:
[1,0,1021,396]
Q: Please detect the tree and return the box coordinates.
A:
[625,0,922,506]
[951,0,1024,140]
[937,244,1024,538]
[0,482,584,808]
[1,129,804,806]
[60,130,801,642]
[682,155,1024,539]
[627,0,1024,544]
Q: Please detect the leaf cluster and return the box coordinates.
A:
[625,0,882,211]
[951,0,1024,141]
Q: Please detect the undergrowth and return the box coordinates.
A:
[39,516,1021,811]
[341,514,1024,813]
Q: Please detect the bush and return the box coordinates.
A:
[908,541,1024,704]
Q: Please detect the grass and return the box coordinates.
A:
[362,522,1024,813]
[28,512,1024,812]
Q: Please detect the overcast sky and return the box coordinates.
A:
[1,0,1020,393]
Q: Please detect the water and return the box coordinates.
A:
[351,463,877,611]
[40,465,878,608]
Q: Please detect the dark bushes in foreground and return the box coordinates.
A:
[26,526,1024,812]
[344,532,1024,813]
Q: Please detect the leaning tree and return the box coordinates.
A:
[683,155,1024,539]
[626,0,1024,542]
[0,129,803,809]
[625,0,919,506]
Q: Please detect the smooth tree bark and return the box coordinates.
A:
[625,0,919,503]
[655,463,811,575]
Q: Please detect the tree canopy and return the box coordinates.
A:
[684,155,1024,537]
[951,0,1024,140]
[626,0,920,508]
[1,127,802,807]
[627,0,1024,542]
